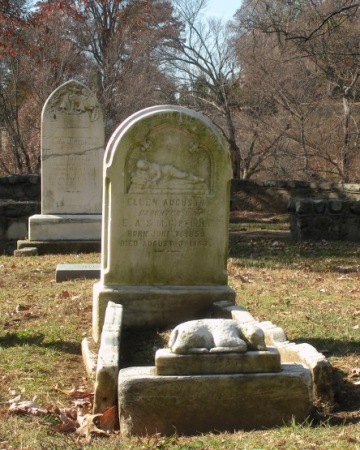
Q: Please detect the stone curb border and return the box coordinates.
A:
[213,301,334,405]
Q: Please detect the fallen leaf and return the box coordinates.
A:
[100,406,118,431]
[59,290,71,299]
[76,414,107,443]
[9,400,49,416]
[60,386,94,400]
[53,419,79,433]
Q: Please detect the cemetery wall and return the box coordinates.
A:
[0,175,40,253]
[231,179,360,212]
[0,174,40,201]
[289,198,360,241]
[3,175,360,252]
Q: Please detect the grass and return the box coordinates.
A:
[0,217,359,449]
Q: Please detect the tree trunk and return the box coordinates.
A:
[342,91,351,182]
[225,108,241,179]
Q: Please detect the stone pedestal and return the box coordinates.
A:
[29,214,101,240]
[155,347,281,375]
[118,364,313,436]
[92,283,235,343]
[29,212,102,242]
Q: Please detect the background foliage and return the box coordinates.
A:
[1,0,360,181]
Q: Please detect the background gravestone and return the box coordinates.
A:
[28,80,104,241]
[93,105,235,342]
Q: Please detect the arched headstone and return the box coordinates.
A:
[93,106,235,341]
[29,80,104,241]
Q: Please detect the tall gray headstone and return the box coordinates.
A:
[29,80,104,240]
[93,105,235,342]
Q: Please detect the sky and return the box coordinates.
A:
[205,0,242,21]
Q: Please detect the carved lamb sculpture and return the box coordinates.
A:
[168,319,267,354]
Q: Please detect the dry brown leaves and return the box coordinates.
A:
[7,386,118,444]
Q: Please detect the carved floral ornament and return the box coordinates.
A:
[46,82,100,122]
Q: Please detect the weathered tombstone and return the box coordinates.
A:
[85,107,323,428]
[28,80,104,242]
[92,105,235,342]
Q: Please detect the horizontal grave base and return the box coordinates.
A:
[118,364,313,436]
[92,283,236,343]
[17,239,101,255]
[28,214,101,240]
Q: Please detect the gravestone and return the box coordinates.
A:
[55,263,101,282]
[93,105,235,342]
[28,80,104,241]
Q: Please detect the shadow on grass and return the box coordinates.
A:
[293,336,360,424]
[0,332,81,355]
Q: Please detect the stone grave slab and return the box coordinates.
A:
[56,263,101,282]
[17,239,101,255]
[155,347,281,375]
[93,105,235,341]
[118,364,313,436]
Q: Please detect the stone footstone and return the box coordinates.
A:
[155,347,281,375]
[118,364,313,436]
[13,247,38,257]
[56,263,101,282]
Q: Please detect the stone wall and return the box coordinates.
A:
[289,198,360,241]
[0,174,40,201]
[231,179,360,213]
[3,176,360,252]
[0,175,40,254]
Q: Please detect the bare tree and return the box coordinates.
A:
[161,0,243,178]
[0,1,87,174]
[0,0,180,174]
[234,0,360,182]
[62,0,181,137]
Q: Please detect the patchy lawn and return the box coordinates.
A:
[0,215,359,449]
